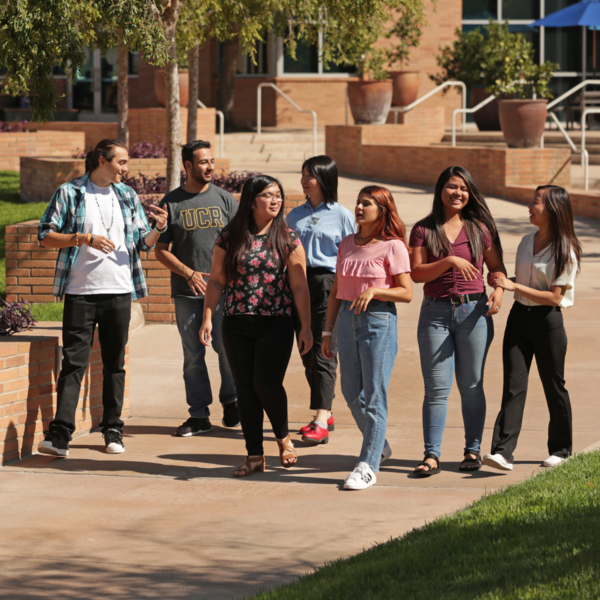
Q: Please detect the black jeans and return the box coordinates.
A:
[51,293,131,439]
[491,302,572,462]
[296,268,338,412]
[222,315,294,456]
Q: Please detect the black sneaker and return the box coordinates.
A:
[38,430,70,457]
[176,417,212,437]
[104,428,125,454]
[222,402,240,428]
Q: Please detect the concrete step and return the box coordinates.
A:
[223,130,325,163]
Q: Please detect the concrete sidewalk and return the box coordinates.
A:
[1,172,599,599]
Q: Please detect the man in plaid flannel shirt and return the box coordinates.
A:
[37,139,168,457]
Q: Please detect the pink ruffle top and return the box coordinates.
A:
[336,235,411,301]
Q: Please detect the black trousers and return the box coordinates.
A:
[222,315,295,456]
[51,293,131,439]
[491,302,572,462]
[295,268,338,412]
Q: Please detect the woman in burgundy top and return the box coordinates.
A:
[409,166,507,476]
[200,175,312,477]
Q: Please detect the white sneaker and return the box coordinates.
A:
[543,455,565,468]
[104,429,125,454]
[482,453,513,471]
[381,440,392,463]
[344,461,377,490]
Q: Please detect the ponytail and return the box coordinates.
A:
[85,139,127,172]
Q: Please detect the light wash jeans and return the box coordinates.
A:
[174,296,236,419]
[417,295,493,459]
[337,299,398,472]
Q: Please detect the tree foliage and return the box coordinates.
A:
[0,0,171,122]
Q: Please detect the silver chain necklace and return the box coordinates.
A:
[90,181,115,239]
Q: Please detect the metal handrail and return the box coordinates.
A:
[198,99,224,159]
[257,83,317,157]
[547,79,600,110]
[389,81,467,131]
[580,108,600,190]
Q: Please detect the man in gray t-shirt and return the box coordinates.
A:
[155,140,239,436]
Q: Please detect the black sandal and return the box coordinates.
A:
[413,453,440,477]
[459,452,482,472]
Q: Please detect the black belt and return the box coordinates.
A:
[306,267,334,276]
[425,292,484,304]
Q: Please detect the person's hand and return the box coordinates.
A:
[322,335,334,359]
[199,319,212,347]
[485,287,504,316]
[298,327,313,356]
[492,275,517,292]
[90,234,115,254]
[187,271,209,296]
[148,205,169,230]
[349,287,378,314]
[449,256,480,281]
[487,271,497,287]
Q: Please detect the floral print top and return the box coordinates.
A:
[215,228,302,317]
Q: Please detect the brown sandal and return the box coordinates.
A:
[233,455,265,477]
[276,435,298,468]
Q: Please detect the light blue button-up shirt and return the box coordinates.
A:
[286,200,356,272]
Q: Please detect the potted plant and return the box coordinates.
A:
[430,22,547,132]
[347,48,393,125]
[385,5,427,107]
[489,59,557,148]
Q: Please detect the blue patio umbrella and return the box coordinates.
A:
[532,0,600,71]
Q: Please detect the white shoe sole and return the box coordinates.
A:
[177,427,213,437]
[106,444,125,454]
[542,456,565,467]
[344,478,377,490]
[37,442,68,457]
[221,419,241,429]
[482,454,513,471]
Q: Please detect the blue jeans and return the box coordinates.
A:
[174,296,237,418]
[337,299,398,472]
[417,295,494,459]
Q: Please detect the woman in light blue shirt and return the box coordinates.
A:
[286,155,355,444]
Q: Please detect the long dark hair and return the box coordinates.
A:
[85,139,127,172]
[223,175,295,283]
[358,185,408,246]
[422,166,502,260]
[536,185,582,277]
[302,155,338,204]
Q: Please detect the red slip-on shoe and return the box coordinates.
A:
[302,422,329,444]
[299,413,335,434]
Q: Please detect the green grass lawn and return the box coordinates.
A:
[249,451,600,600]
[30,302,64,322]
[0,170,48,298]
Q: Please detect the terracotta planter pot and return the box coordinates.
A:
[498,99,548,148]
[347,80,393,125]
[389,71,420,107]
[471,88,501,131]
[154,70,189,108]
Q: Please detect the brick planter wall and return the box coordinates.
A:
[0,131,85,172]
[19,157,231,204]
[5,190,307,322]
[24,107,217,150]
[0,324,129,465]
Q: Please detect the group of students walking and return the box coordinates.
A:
[36,138,581,492]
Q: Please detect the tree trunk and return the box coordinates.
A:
[216,38,239,130]
[117,36,129,147]
[187,42,199,143]
[162,1,183,192]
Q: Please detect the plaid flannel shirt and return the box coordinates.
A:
[38,172,153,300]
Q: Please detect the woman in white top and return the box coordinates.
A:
[483,185,581,471]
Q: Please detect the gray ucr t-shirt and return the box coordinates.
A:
[158,184,238,298]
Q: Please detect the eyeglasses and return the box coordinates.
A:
[256,192,283,202]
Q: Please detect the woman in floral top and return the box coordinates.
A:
[200,175,312,477]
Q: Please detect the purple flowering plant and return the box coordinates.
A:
[0,299,37,336]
